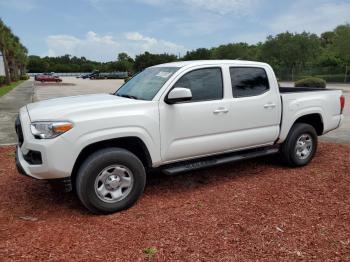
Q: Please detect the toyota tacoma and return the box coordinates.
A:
[15,60,345,214]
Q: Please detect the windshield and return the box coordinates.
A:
[115,67,179,100]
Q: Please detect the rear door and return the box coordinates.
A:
[225,66,281,149]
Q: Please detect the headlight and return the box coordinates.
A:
[30,121,73,139]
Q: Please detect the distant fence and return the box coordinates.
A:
[28,72,128,77]
[28,72,89,77]
[275,66,349,83]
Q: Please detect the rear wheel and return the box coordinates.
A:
[280,123,318,167]
[76,148,146,214]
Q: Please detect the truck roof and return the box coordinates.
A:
[153,60,269,68]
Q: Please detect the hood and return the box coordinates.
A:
[26,93,144,121]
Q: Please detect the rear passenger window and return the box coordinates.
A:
[174,68,223,102]
[230,67,269,97]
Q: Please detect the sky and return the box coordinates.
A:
[0,0,349,61]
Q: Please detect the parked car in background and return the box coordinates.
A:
[81,70,99,79]
[15,60,344,214]
[34,72,55,81]
[35,74,62,82]
[90,71,128,79]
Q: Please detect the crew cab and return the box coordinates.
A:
[15,60,345,214]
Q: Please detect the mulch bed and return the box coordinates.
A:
[0,142,349,261]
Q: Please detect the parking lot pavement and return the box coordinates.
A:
[33,77,124,101]
[0,80,34,145]
[0,77,124,145]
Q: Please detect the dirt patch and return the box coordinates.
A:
[0,142,349,261]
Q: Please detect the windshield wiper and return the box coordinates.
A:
[116,94,138,100]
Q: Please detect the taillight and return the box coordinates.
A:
[340,95,345,114]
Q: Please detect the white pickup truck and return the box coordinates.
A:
[15,60,345,214]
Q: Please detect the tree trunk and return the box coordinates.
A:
[8,57,17,81]
[1,49,11,84]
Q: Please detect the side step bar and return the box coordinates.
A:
[161,147,279,175]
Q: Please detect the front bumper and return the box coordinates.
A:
[15,146,72,191]
[15,146,28,176]
[15,107,74,180]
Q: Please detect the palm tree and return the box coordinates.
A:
[0,19,11,84]
[0,19,28,85]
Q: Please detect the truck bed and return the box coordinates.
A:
[278,86,343,143]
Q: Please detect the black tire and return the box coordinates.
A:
[280,123,318,167]
[76,148,146,214]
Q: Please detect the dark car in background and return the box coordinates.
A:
[90,71,128,79]
[80,70,99,79]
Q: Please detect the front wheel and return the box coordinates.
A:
[280,123,318,167]
[76,148,146,214]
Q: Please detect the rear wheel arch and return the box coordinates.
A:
[280,122,318,167]
[293,113,324,136]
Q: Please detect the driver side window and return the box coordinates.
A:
[174,67,223,102]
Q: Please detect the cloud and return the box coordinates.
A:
[45,31,185,61]
[269,1,350,34]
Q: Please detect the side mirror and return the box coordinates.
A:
[165,87,192,104]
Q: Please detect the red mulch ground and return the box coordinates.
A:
[0,142,349,261]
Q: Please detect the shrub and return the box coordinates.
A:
[0,76,5,86]
[20,74,30,80]
[295,77,326,88]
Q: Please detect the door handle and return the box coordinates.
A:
[264,103,276,109]
[213,107,229,114]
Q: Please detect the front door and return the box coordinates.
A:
[159,67,232,163]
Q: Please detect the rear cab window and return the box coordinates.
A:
[229,67,269,98]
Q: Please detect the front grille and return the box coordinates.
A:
[15,116,24,146]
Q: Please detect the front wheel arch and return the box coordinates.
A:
[75,147,146,214]
[70,137,152,189]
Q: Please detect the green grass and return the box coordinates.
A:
[143,247,157,261]
[0,80,25,97]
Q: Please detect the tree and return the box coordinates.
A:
[134,52,177,72]
[0,19,12,84]
[0,19,28,84]
[117,52,133,63]
[332,24,350,63]
[183,48,211,60]
[332,24,350,81]
[116,52,134,72]
[211,43,258,60]
[260,32,321,79]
